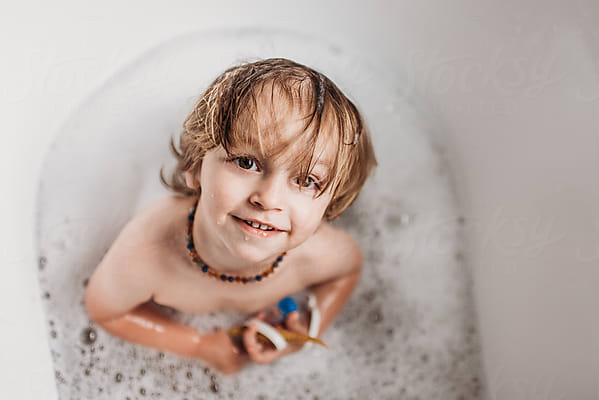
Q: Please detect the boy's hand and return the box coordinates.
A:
[198,330,250,375]
[242,311,309,364]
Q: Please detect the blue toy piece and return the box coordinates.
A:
[278,297,298,317]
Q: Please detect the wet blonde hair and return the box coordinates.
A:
[160,58,376,220]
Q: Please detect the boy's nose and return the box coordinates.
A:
[249,175,284,211]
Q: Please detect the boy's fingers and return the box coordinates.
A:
[250,348,281,364]
[242,323,260,353]
[285,311,305,333]
[255,311,266,320]
[266,308,279,320]
[242,323,283,363]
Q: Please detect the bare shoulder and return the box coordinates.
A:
[85,194,194,322]
[134,194,193,226]
[99,195,190,254]
[294,222,363,285]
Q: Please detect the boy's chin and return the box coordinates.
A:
[231,243,284,265]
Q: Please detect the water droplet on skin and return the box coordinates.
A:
[244,236,249,241]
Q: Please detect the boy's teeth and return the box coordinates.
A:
[243,219,274,231]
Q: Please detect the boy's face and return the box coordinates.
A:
[186,96,336,265]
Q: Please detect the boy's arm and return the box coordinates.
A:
[92,301,248,374]
[307,234,363,336]
[309,259,362,337]
[85,262,249,374]
[89,301,202,357]
[84,216,248,374]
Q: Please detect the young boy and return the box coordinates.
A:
[84,58,377,375]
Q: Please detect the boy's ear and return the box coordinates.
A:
[184,170,201,190]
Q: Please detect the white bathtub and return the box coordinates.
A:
[3,1,598,399]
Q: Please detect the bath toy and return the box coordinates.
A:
[277,297,298,317]
[228,320,327,349]
[306,294,321,348]
[229,294,326,350]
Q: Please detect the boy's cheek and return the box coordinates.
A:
[293,207,327,234]
[209,173,245,200]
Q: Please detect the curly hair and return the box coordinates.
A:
[160,58,376,220]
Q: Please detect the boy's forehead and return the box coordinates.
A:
[252,87,309,140]
[237,88,338,167]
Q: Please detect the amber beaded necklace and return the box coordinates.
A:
[185,204,286,283]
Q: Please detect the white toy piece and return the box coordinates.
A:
[305,293,321,350]
[307,293,321,338]
[244,318,288,351]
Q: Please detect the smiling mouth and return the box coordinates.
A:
[241,219,277,231]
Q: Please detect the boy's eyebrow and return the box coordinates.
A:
[305,161,332,180]
[227,136,334,177]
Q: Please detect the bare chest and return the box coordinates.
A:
[151,254,310,315]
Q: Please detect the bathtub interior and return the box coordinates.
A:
[35,29,484,399]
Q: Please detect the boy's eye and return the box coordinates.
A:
[294,176,321,191]
[233,157,258,171]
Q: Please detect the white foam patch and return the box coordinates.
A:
[36,28,484,399]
